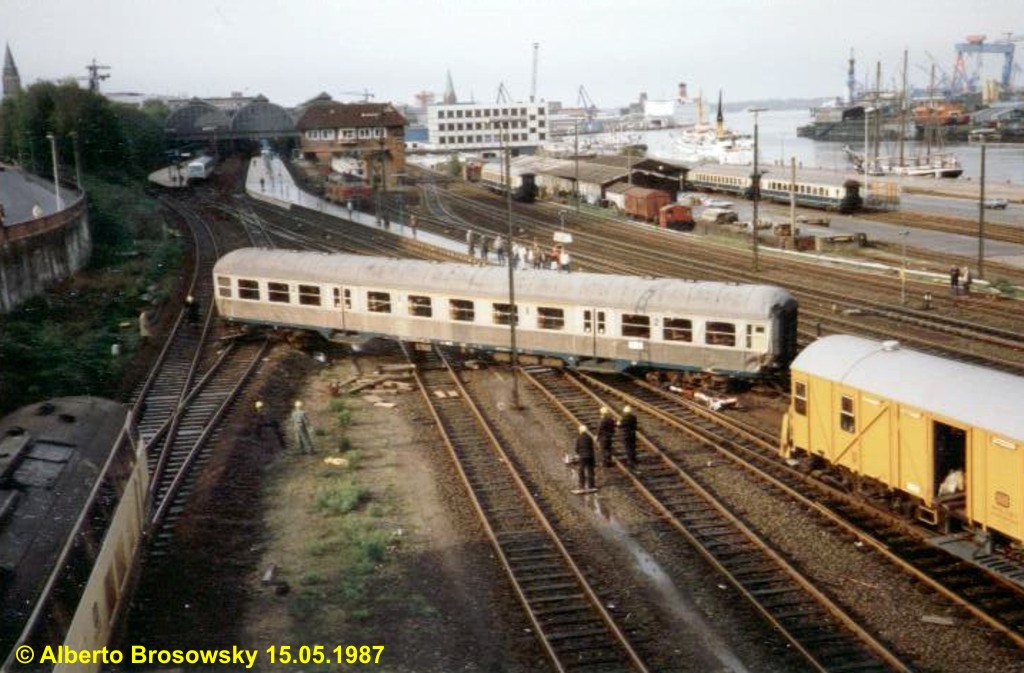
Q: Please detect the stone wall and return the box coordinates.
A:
[0,196,91,313]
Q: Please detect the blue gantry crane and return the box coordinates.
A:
[951,34,1021,92]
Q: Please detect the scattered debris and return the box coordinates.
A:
[323,456,350,467]
[694,391,738,411]
[261,564,278,585]
[921,615,956,626]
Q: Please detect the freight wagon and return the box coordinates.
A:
[781,335,1024,548]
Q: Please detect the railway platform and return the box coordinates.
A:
[244,154,468,257]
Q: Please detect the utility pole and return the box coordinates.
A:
[70,130,83,191]
[978,142,986,279]
[498,119,520,409]
[573,118,580,212]
[749,108,767,271]
[530,42,539,103]
[789,157,796,230]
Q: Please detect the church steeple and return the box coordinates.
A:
[3,44,22,98]
[442,69,457,105]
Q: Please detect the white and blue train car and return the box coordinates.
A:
[186,155,216,181]
[687,166,865,213]
[213,249,798,377]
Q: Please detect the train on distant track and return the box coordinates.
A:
[467,162,538,203]
[782,335,1024,549]
[687,167,864,213]
[186,155,216,181]
[213,249,798,377]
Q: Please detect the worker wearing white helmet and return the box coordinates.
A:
[618,405,638,469]
[597,406,616,468]
[291,399,316,454]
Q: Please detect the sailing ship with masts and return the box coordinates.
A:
[844,55,963,178]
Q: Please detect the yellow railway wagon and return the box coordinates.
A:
[781,335,1024,546]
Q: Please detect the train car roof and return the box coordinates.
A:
[792,335,1024,440]
[0,397,128,653]
[215,249,796,320]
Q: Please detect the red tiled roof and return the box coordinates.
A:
[297,102,406,130]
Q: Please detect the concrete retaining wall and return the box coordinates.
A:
[0,196,92,313]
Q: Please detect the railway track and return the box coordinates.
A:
[404,343,649,673]
[557,369,1024,653]
[521,366,911,672]
[430,186,1024,374]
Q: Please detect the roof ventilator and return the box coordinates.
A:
[881,340,901,352]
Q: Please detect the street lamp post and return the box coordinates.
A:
[749,108,767,271]
[573,119,580,212]
[69,131,84,192]
[45,133,63,211]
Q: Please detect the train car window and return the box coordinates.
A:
[537,307,565,330]
[268,282,290,303]
[745,324,766,348]
[238,279,260,301]
[840,395,856,433]
[584,310,592,333]
[794,381,807,416]
[663,317,693,342]
[409,295,433,318]
[298,285,321,306]
[217,276,232,298]
[705,321,736,347]
[621,314,651,339]
[597,311,606,335]
[367,291,392,313]
[450,299,475,322]
[492,303,518,325]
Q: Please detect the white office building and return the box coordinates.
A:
[426,101,551,151]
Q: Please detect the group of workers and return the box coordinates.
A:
[465,229,572,272]
[572,405,638,494]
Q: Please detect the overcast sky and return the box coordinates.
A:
[4,0,1022,108]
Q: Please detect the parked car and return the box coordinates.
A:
[983,198,1009,210]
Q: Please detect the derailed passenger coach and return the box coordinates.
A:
[781,335,1024,548]
[213,249,798,377]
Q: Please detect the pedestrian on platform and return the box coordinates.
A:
[597,406,615,467]
[949,265,960,296]
[347,200,354,219]
[574,425,596,493]
[291,400,317,454]
[481,235,491,261]
[960,266,972,296]
[260,177,265,192]
[466,229,476,256]
[494,235,505,265]
[185,295,200,325]
[618,405,638,469]
[410,214,418,239]
[559,248,572,273]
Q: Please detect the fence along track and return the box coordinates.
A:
[523,365,911,673]
[404,343,648,673]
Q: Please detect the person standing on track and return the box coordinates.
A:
[291,400,317,454]
[574,425,596,493]
[618,405,638,469]
[597,406,615,468]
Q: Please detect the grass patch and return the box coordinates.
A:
[315,476,369,515]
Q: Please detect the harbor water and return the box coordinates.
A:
[635,108,1022,185]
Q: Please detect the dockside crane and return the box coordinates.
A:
[338,89,375,101]
[951,34,1017,92]
[577,85,598,120]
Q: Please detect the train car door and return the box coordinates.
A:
[896,406,931,503]
[583,309,605,359]
[333,287,350,330]
[858,394,892,485]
